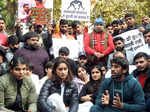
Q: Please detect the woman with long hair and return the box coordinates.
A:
[77,65,103,112]
[38,57,79,112]
[73,64,89,94]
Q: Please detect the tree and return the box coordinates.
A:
[91,0,150,24]
[0,0,149,31]
[0,0,17,31]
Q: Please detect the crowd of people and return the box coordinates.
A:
[0,12,149,112]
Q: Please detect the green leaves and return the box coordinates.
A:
[0,0,17,31]
[91,0,150,24]
[0,0,149,32]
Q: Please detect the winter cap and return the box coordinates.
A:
[78,52,87,58]
[94,17,104,25]
[23,32,39,42]
[35,0,42,3]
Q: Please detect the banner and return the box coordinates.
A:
[18,0,53,24]
[115,29,145,53]
[61,0,90,21]
[52,38,81,60]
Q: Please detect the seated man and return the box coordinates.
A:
[132,52,150,111]
[90,57,145,112]
[107,36,134,68]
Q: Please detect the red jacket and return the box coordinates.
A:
[0,33,8,46]
[84,32,114,56]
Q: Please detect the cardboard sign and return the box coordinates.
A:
[52,38,81,60]
[30,8,51,24]
[115,29,146,53]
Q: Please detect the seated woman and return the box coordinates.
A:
[78,65,103,112]
[0,57,37,112]
[38,57,79,112]
[73,64,89,94]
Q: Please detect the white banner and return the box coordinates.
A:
[52,38,81,60]
[61,0,90,21]
[115,29,145,53]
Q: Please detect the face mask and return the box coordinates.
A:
[94,27,104,33]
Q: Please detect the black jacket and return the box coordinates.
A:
[38,79,79,112]
[79,80,101,104]
[132,67,150,100]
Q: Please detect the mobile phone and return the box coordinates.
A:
[113,89,123,102]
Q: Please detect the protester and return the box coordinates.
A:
[79,65,103,104]
[84,17,114,65]
[111,20,122,36]
[77,52,88,66]
[76,52,91,74]
[6,35,20,63]
[105,51,136,78]
[39,61,54,89]
[106,23,113,34]
[90,57,145,112]
[52,19,68,38]
[122,13,144,33]
[141,16,150,30]
[0,57,37,112]
[73,64,89,94]
[107,36,134,68]
[77,65,103,112]
[132,52,150,111]
[26,63,40,94]
[98,62,107,77]
[67,22,75,39]
[72,21,85,53]
[15,32,49,79]
[0,18,8,50]
[38,57,79,112]
[135,29,150,55]
[58,46,77,77]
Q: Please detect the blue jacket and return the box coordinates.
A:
[90,74,145,112]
